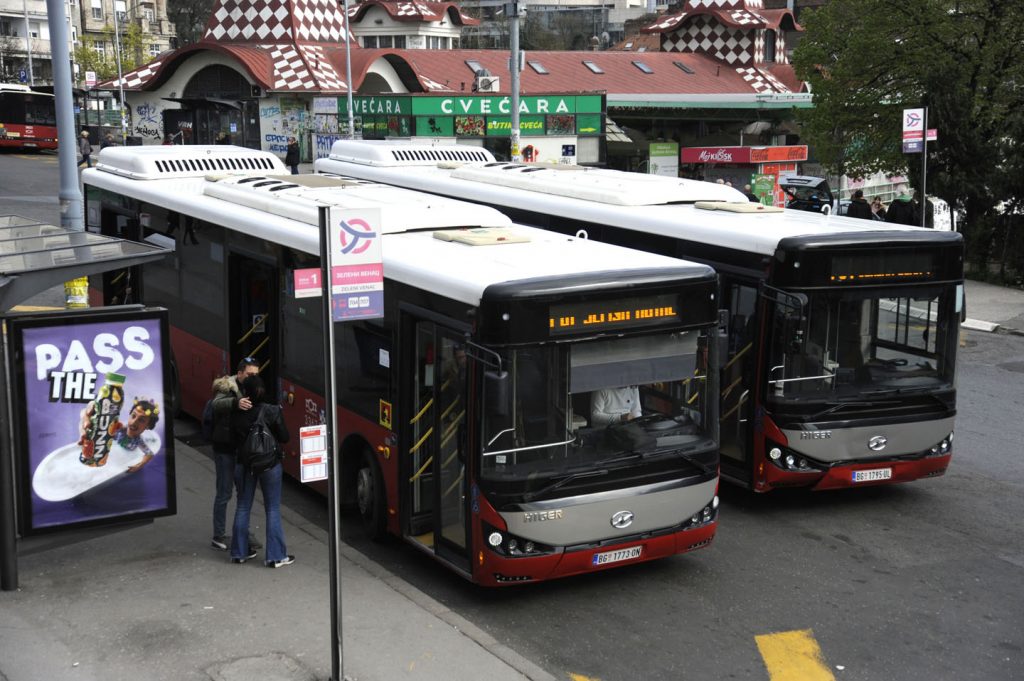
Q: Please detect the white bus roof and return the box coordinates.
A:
[84,145,711,306]
[318,141,948,257]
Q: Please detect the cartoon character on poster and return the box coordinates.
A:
[20,316,172,530]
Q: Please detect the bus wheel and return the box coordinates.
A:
[356,448,386,540]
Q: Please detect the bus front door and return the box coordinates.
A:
[403,316,469,572]
[228,253,279,394]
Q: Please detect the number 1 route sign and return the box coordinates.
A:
[327,206,384,322]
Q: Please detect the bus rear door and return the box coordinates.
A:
[228,253,279,395]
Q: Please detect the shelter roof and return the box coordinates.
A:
[396,49,797,95]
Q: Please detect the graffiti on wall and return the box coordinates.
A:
[314,133,343,159]
[133,101,164,140]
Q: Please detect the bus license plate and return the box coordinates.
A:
[592,545,642,566]
[852,467,892,482]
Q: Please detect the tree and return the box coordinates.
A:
[73,22,150,82]
[167,0,216,46]
[792,0,1024,265]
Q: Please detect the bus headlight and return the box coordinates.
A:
[769,447,782,460]
[483,523,554,558]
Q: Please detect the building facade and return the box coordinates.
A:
[0,0,80,85]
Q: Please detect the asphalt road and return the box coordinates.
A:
[5,150,1022,681]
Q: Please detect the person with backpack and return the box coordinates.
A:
[229,374,292,567]
[208,357,262,552]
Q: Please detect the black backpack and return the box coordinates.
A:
[239,404,280,476]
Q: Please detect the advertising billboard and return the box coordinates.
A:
[7,307,176,535]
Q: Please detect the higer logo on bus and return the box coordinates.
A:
[337,218,378,255]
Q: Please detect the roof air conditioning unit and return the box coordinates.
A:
[473,69,499,93]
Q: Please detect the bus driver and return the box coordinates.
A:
[591,386,642,426]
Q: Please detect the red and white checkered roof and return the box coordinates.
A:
[203,0,349,43]
[348,1,479,26]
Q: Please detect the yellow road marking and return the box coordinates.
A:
[569,674,601,681]
[755,629,835,681]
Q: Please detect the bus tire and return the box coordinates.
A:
[356,447,386,541]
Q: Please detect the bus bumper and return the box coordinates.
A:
[758,452,952,491]
[476,520,717,587]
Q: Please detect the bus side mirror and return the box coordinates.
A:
[484,370,510,416]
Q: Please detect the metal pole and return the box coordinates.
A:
[46,0,83,232]
[112,8,128,145]
[0,319,19,591]
[318,207,344,680]
[509,1,521,162]
[920,106,928,228]
[341,0,355,138]
[22,0,34,86]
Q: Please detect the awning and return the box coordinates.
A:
[0,215,170,311]
[161,97,243,110]
[605,118,633,144]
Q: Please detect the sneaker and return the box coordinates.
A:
[266,555,295,568]
[231,550,258,564]
[248,535,262,550]
[211,535,228,551]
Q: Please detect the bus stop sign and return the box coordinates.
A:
[327,207,383,321]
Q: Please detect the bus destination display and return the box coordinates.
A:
[829,251,936,284]
[549,294,681,336]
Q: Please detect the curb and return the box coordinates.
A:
[962,318,1000,333]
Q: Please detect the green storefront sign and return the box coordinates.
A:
[333,94,604,139]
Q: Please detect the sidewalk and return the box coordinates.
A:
[0,441,556,681]
[963,279,1024,335]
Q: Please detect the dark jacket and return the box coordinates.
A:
[229,401,289,457]
[886,197,919,225]
[845,197,874,220]
[78,136,92,157]
[285,142,300,167]
[210,375,242,453]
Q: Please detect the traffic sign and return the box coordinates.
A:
[18,69,27,83]
[85,71,97,87]
[327,207,383,321]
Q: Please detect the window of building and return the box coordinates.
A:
[378,35,393,48]
[582,60,604,74]
[149,43,161,56]
[91,6,103,20]
[393,34,406,48]
[363,35,377,48]
[94,41,105,57]
[632,61,653,74]
[143,8,154,21]
[451,37,459,49]
[528,60,549,74]
[764,29,776,62]
[465,59,484,74]
[0,18,14,37]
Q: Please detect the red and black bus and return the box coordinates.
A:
[0,84,57,151]
[82,145,722,585]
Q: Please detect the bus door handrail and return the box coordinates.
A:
[237,313,268,345]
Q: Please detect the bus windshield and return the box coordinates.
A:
[766,284,958,403]
[480,330,716,483]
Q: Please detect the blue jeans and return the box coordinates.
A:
[230,462,287,563]
[212,452,236,538]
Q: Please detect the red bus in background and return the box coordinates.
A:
[0,84,57,151]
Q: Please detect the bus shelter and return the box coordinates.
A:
[0,214,170,591]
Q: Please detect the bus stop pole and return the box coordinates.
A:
[318,207,344,680]
[0,321,19,591]
[45,0,84,233]
[920,106,928,228]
